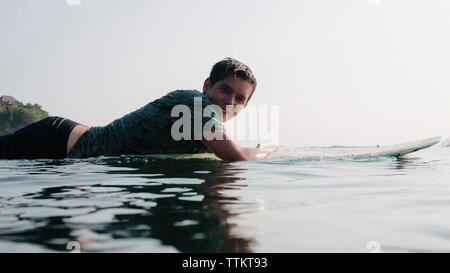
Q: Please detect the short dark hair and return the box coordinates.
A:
[209,57,257,101]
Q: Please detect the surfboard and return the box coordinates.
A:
[117,137,441,161]
[332,136,441,159]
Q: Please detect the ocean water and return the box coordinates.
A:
[1,141,450,253]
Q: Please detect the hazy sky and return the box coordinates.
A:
[1,0,450,147]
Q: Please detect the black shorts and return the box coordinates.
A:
[0,116,80,160]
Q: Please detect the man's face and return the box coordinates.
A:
[203,75,254,122]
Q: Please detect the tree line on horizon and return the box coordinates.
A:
[0,95,49,136]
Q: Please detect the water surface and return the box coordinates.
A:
[1,144,450,252]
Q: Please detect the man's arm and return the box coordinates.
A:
[201,130,282,161]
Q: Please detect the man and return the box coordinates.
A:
[0,57,282,161]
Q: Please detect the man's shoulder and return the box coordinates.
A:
[166,89,204,99]
[164,90,211,105]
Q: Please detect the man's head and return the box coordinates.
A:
[203,57,257,122]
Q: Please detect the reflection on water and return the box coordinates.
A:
[1,146,450,253]
[0,156,255,252]
[392,156,441,171]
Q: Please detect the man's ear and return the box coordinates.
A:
[244,88,254,107]
[243,98,249,107]
[203,78,210,93]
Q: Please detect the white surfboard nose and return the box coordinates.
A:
[335,136,442,159]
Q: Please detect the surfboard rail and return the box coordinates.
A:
[334,136,441,158]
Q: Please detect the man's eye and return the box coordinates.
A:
[221,87,230,93]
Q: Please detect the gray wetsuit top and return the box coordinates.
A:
[68,90,223,158]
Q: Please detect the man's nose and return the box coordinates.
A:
[224,95,234,106]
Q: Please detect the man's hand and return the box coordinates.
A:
[241,145,285,160]
[201,130,285,161]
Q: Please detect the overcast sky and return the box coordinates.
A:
[1,0,449,147]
